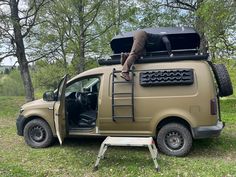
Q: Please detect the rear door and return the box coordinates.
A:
[54,75,68,145]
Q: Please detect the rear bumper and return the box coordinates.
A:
[16,115,26,136]
[192,121,225,139]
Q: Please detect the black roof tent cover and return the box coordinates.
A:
[110,27,200,54]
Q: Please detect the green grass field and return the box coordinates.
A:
[0,96,236,177]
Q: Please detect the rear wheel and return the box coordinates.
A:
[23,119,54,148]
[157,123,192,156]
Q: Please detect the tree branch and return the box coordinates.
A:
[83,0,104,20]
[165,0,196,11]
[27,45,60,64]
[85,22,114,45]
[22,0,49,38]
[176,0,196,10]
[0,26,15,40]
[82,0,104,34]
[0,53,15,62]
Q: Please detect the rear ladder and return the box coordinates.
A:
[112,67,135,122]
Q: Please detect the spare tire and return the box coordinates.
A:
[212,64,233,97]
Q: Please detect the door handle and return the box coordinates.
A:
[55,113,60,116]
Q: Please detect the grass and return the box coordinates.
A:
[0,96,236,177]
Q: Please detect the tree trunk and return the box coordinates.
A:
[60,36,68,73]
[195,16,208,54]
[116,0,121,35]
[10,0,34,102]
[78,0,85,74]
[78,35,85,73]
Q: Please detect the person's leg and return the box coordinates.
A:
[121,30,147,81]
[120,52,129,65]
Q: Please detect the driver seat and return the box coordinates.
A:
[78,110,97,127]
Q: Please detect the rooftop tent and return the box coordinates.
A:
[110,27,201,54]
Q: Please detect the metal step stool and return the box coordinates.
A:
[94,136,160,171]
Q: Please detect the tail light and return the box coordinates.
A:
[210,98,217,115]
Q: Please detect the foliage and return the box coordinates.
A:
[32,58,99,91]
[197,0,236,58]
[137,0,194,28]
[0,70,24,96]
[32,60,74,90]
[162,0,236,58]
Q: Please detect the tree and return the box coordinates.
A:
[36,0,109,74]
[36,0,139,75]
[197,0,236,59]
[164,0,236,57]
[0,0,49,102]
[163,0,208,53]
[4,68,10,74]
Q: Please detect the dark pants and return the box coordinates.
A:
[122,30,147,73]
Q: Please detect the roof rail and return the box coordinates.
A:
[98,53,209,66]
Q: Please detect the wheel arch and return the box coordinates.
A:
[22,116,54,136]
[155,116,192,137]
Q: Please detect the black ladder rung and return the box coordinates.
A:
[113,116,133,119]
[113,104,132,107]
[113,81,134,84]
[112,93,132,95]
[113,70,134,74]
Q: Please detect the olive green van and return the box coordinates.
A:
[16,27,233,156]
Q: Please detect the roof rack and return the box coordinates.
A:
[98,50,209,66]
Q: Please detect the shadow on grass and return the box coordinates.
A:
[54,137,150,153]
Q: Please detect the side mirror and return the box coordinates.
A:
[43,91,56,101]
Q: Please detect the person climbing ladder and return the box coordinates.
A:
[120,30,172,81]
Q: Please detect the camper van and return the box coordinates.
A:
[16,27,233,156]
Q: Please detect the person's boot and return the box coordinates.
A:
[120,52,129,65]
[120,72,131,81]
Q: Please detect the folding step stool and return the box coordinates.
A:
[94,137,160,171]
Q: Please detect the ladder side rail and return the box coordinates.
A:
[112,68,116,122]
[131,66,135,122]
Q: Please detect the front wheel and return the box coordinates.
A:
[23,119,54,148]
[157,123,192,156]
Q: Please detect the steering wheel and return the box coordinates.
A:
[75,92,88,106]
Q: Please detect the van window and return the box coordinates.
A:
[66,77,100,94]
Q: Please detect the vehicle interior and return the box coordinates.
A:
[65,77,100,129]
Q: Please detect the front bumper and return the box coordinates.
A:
[16,115,26,136]
[192,121,225,139]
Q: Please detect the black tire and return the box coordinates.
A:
[212,64,233,97]
[23,119,54,148]
[157,123,192,156]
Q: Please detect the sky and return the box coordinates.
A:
[1,57,17,66]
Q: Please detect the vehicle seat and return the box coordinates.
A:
[78,110,97,127]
